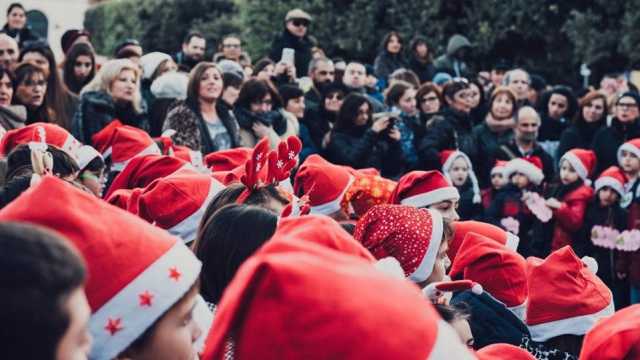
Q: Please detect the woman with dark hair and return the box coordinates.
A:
[415,82,444,127]
[537,85,578,162]
[62,42,96,95]
[408,36,436,84]
[11,62,49,125]
[557,91,608,159]
[2,3,37,48]
[325,93,405,178]
[373,31,408,84]
[385,80,419,170]
[19,41,78,129]
[468,78,488,125]
[234,78,298,148]
[0,66,26,132]
[163,62,239,154]
[193,204,278,304]
[300,82,346,158]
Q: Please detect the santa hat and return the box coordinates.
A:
[139,51,172,80]
[389,170,460,208]
[448,220,520,262]
[491,160,508,176]
[526,246,614,342]
[440,150,481,203]
[0,176,212,360]
[595,166,627,196]
[0,122,81,160]
[201,218,475,360]
[293,154,354,215]
[354,204,444,283]
[134,167,225,243]
[578,304,640,360]
[76,145,103,171]
[204,147,253,171]
[423,279,483,302]
[617,138,640,164]
[476,344,536,360]
[172,145,206,172]
[110,126,162,171]
[504,156,545,185]
[104,154,190,199]
[91,120,123,157]
[560,148,596,185]
[449,232,528,321]
[106,188,135,210]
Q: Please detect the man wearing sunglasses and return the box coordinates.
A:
[269,8,313,78]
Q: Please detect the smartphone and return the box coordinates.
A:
[281,48,295,66]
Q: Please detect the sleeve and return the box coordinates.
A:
[373,54,389,82]
[417,119,451,170]
[325,129,377,167]
[554,198,590,232]
[382,139,406,176]
[556,128,577,160]
[163,106,200,151]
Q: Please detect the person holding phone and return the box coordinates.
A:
[326,93,406,178]
[269,8,313,78]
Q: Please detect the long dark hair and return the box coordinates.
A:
[63,42,96,94]
[334,93,371,131]
[12,62,49,122]
[235,78,282,110]
[380,31,403,54]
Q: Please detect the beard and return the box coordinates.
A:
[518,131,538,143]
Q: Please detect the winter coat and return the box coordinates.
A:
[592,117,640,176]
[162,101,240,155]
[618,179,640,286]
[72,90,149,145]
[373,51,408,83]
[212,52,252,68]
[0,105,26,132]
[493,140,556,183]
[408,56,436,84]
[549,183,594,252]
[234,107,299,149]
[300,106,336,152]
[299,123,319,162]
[417,108,478,172]
[433,35,472,77]
[395,113,419,170]
[325,125,405,179]
[2,24,38,48]
[538,113,569,163]
[556,122,603,161]
[472,122,514,188]
[172,51,199,72]
[456,179,483,220]
[269,29,313,78]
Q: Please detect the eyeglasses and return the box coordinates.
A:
[291,19,309,28]
[223,43,241,49]
[617,102,638,109]
[253,99,273,106]
[421,95,439,103]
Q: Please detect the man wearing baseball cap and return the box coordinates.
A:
[269,8,313,78]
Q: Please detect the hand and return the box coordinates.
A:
[388,127,401,141]
[252,122,272,138]
[371,117,390,133]
[545,198,562,209]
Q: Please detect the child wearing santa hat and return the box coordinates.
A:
[482,160,508,209]
[390,170,461,221]
[440,150,483,220]
[76,145,106,197]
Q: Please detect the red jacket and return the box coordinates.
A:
[551,185,594,251]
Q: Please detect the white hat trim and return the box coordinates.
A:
[309,175,354,215]
[561,152,588,182]
[528,297,615,342]
[505,232,520,252]
[61,134,82,161]
[442,150,481,203]
[504,158,544,185]
[400,187,460,208]
[89,241,205,360]
[429,320,476,359]
[595,176,625,196]
[77,145,103,170]
[167,179,225,244]
[409,209,443,282]
[508,301,527,323]
[111,143,162,172]
[617,143,640,164]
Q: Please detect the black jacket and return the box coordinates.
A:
[408,56,436,84]
[300,106,335,152]
[472,122,514,188]
[591,117,640,176]
[493,140,555,183]
[556,121,603,160]
[457,179,483,220]
[2,24,38,48]
[269,30,313,78]
[373,51,408,82]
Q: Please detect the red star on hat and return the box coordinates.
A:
[105,317,123,335]
[169,266,181,281]
[139,291,154,307]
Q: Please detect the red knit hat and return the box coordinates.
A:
[389,170,460,208]
[448,232,528,320]
[579,304,640,360]
[104,154,190,199]
[448,220,520,261]
[504,156,545,185]
[440,149,481,203]
[0,122,81,159]
[293,154,354,215]
[594,166,627,196]
[526,246,614,342]
[90,120,123,156]
[201,219,475,360]
[617,138,640,164]
[491,160,508,176]
[110,126,161,171]
[354,204,444,283]
[204,147,253,171]
[560,148,596,185]
[0,176,211,360]
[134,167,225,243]
[477,344,536,359]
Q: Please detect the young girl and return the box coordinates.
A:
[482,160,508,209]
[440,150,482,220]
[76,145,106,197]
[486,156,544,257]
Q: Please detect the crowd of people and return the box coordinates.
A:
[1,2,640,359]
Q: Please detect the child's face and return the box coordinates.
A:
[559,159,580,185]
[491,172,506,190]
[428,199,460,222]
[511,172,530,189]
[448,157,469,187]
[598,187,620,207]
[620,150,640,175]
[422,239,450,287]
[55,287,92,360]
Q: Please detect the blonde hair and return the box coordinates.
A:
[81,59,143,113]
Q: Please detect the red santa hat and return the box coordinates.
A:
[354,204,444,283]
[504,156,545,185]
[172,145,206,172]
[578,304,640,360]
[594,166,627,196]
[204,147,253,171]
[491,160,508,177]
[617,138,640,164]
[110,126,161,171]
[448,220,520,262]
[293,154,354,215]
[104,154,190,199]
[389,170,460,208]
[106,188,135,210]
[526,246,614,342]
[0,176,212,360]
[201,218,475,360]
[476,344,536,360]
[90,120,123,157]
[440,149,481,203]
[0,122,81,159]
[134,167,225,243]
[560,148,596,185]
[449,232,528,321]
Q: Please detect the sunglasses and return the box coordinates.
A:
[326,93,344,100]
[291,19,309,28]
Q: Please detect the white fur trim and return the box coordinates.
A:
[309,175,354,215]
[581,256,599,274]
[167,179,225,244]
[617,143,640,164]
[102,146,113,159]
[111,143,161,172]
[595,176,625,197]
[508,301,527,322]
[89,241,202,360]
[471,283,483,295]
[528,298,615,342]
[505,232,520,251]
[77,145,103,170]
[504,158,545,185]
[429,320,476,359]
[561,152,588,182]
[400,187,460,208]
[61,134,81,161]
[409,209,443,282]
[374,257,406,280]
[193,295,214,353]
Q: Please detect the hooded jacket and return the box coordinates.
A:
[434,35,472,77]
